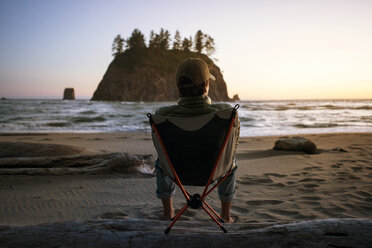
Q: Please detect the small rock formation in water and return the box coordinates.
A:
[273,136,317,154]
[232,94,240,101]
[63,88,75,100]
[91,48,237,102]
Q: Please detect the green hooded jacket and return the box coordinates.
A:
[155,95,240,151]
[156,96,231,116]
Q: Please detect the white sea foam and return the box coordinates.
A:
[0,99,371,136]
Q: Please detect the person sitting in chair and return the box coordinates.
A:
[154,58,239,223]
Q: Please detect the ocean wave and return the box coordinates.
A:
[1,99,371,135]
[361,116,372,122]
[239,117,255,122]
[275,106,316,111]
[294,123,339,129]
[72,116,106,123]
[79,110,97,115]
[354,105,372,110]
[4,117,25,122]
[45,122,70,127]
[242,124,256,127]
[321,105,372,110]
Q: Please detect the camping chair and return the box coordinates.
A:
[147,104,239,234]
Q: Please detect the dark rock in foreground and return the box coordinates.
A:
[0,218,371,247]
[63,88,75,100]
[274,137,317,154]
[91,49,233,102]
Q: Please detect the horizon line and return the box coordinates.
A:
[2,96,371,102]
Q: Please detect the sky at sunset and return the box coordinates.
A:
[0,0,371,100]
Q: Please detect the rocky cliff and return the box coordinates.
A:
[91,49,233,101]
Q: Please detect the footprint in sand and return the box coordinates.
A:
[237,177,274,185]
[348,146,364,151]
[254,212,277,220]
[271,183,286,187]
[304,166,322,171]
[300,196,321,201]
[298,178,325,183]
[231,205,250,213]
[297,187,317,193]
[355,191,372,198]
[245,200,283,206]
[268,209,305,219]
[263,173,287,178]
[296,200,321,207]
[336,171,361,180]
[351,166,363,172]
[357,159,370,163]
[331,163,343,168]
[301,183,319,188]
[99,210,128,219]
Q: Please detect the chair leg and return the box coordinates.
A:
[165,204,189,234]
[201,205,227,233]
[203,201,225,223]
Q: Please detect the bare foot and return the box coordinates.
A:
[220,202,234,223]
[161,198,174,220]
[162,209,174,220]
[223,217,234,223]
[221,214,237,223]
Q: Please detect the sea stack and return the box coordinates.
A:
[63,88,75,100]
[91,49,235,101]
[232,94,240,101]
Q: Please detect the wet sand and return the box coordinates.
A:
[0,132,371,226]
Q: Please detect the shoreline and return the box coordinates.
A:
[1,130,372,137]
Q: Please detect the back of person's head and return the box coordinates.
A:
[176,58,215,97]
[178,76,207,97]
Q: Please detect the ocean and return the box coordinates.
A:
[0,99,371,136]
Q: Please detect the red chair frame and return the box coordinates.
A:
[149,107,237,234]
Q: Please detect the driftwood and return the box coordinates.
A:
[0,152,155,175]
[0,218,371,248]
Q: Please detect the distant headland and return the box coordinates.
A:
[91,29,239,102]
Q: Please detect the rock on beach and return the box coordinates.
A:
[273,136,317,154]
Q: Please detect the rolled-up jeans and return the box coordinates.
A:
[155,159,237,202]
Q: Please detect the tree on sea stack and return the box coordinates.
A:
[148,28,171,50]
[194,30,204,54]
[112,34,125,57]
[193,30,216,56]
[159,28,171,50]
[126,29,146,49]
[182,36,193,51]
[172,30,181,50]
[204,35,216,56]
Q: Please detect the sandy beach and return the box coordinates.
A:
[0,132,371,228]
